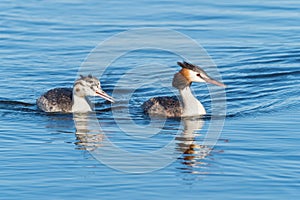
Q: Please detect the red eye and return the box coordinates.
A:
[197,74,201,77]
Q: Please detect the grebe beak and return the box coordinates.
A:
[95,90,115,103]
[203,76,226,87]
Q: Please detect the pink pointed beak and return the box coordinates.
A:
[95,90,115,103]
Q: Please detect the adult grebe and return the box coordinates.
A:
[37,75,114,113]
[142,61,225,117]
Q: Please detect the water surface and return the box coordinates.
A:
[0,0,300,199]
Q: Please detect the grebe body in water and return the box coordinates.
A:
[142,61,225,117]
[37,75,114,113]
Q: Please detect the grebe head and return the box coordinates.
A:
[175,61,226,87]
[73,75,115,103]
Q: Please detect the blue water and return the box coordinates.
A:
[1,0,300,199]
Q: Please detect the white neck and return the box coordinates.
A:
[179,86,206,116]
[71,95,93,113]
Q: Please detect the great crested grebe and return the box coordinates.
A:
[142,61,225,117]
[37,75,114,113]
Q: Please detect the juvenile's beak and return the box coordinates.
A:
[95,90,115,103]
[203,76,226,87]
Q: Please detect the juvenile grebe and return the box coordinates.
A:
[37,75,114,113]
[142,61,225,117]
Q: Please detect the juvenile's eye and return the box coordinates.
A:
[196,74,201,77]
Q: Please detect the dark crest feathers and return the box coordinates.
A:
[177,61,198,71]
[177,61,208,76]
[79,74,94,79]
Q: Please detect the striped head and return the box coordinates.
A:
[73,75,114,103]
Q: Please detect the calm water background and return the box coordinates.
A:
[1,0,300,199]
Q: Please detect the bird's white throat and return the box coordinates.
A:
[179,86,206,116]
[71,95,93,113]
